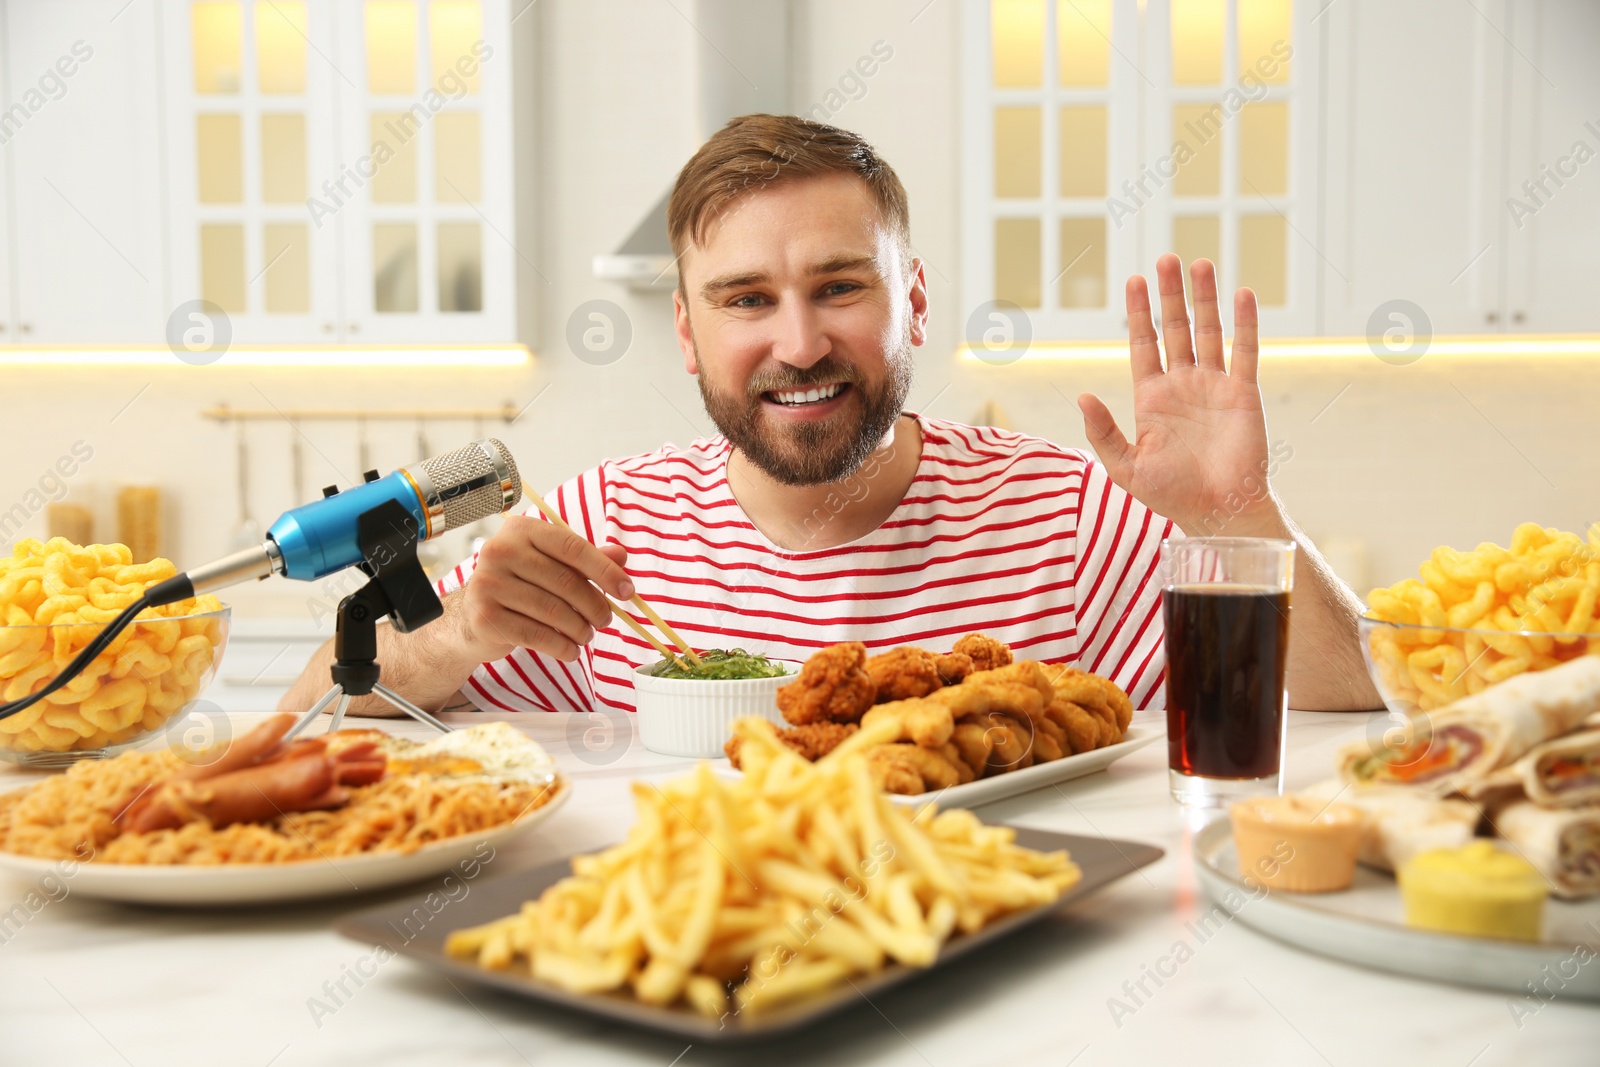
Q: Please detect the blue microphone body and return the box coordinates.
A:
[148,438,522,608]
[267,472,427,581]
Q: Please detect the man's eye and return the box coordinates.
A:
[730,294,766,308]
[824,282,860,296]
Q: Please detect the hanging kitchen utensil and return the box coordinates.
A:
[290,417,306,507]
[229,420,263,552]
[118,486,162,563]
[357,415,372,476]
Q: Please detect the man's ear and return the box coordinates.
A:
[673,285,698,374]
[907,257,929,347]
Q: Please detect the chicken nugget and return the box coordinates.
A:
[871,743,965,792]
[935,652,975,685]
[983,712,1035,774]
[937,741,976,784]
[928,679,1045,723]
[1033,730,1065,763]
[949,721,995,779]
[1041,664,1133,733]
[1034,716,1067,762]
[867,747,926,795]
[953,633,1013,672]
[861,698,955,748]
[966,661,1056,703]
[1082,700,1119,748]
[864,646,944,702]
[776,642,876,725]
[1045,697,1100,755]
[728,721,859,765]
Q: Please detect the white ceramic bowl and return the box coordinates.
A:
[632,659,801,758]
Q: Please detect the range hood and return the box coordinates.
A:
[592,0,790,290]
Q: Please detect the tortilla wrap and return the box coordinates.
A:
[1337,656,1600,795]
[1465,728,1600,809]
[1494,800,1600,899]
[1302,778,1480,871]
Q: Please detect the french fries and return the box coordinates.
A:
[1367,523,1600,710]
[0,537,225,753]
[445,717,1082,1019]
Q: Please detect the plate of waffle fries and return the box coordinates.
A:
[722,635,1161,807]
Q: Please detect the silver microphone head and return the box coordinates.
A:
[403,439,523,538]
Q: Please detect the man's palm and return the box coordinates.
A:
[1078,256,1271,532]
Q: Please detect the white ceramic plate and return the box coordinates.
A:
[1193,818,1600,1000]
[716,726,1161,808]
[0,778,570,907]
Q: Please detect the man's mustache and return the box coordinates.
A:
[746,359,861,399]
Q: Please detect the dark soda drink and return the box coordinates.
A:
[1164,584,1291,779]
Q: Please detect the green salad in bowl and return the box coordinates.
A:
[643,648,788,681]
[633,650,799,758]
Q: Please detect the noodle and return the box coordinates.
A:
[0,745,561,866]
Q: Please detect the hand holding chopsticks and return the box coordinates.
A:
[523,492,703,671]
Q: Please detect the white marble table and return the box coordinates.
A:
[1,709,1594,1067]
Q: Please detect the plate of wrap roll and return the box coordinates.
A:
[1193,656,1600,998]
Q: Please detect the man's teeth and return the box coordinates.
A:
[770,383,843,406]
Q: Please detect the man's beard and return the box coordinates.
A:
[697,340,914,487]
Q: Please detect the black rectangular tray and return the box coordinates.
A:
[335,826,1161,1043]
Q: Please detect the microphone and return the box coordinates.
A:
[148,439,522,606]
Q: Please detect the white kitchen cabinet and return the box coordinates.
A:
[960,0,1141,341]
[1322,0,1600,339]
[331,0,516,342]
[1,0,169,342]
[160,0,515,343]
[160,0,343,342]
[1140,0,1321,341]
[202,617,330,713]
[1499,0,1600,334]
[1320,2,1499,337]
[0,123,10,339]
[963,0,1322,342]
[0,0,517,346]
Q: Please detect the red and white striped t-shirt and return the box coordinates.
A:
[435,414,1174,714]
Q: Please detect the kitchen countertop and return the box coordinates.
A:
[1,708,1594,1067]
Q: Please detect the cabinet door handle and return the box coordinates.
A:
[1486,311,1498,324]
[1512,311,1525,324]
[322,321,334,333]
[19,322,31,334]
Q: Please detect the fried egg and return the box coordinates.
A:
[377,722,557,785]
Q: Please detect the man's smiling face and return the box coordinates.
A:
[673,172,927,486]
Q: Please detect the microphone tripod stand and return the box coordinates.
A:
[285,499,453,740]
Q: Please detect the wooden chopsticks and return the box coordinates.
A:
[524,492,704,670]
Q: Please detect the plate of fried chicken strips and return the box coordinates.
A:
[722,634,1161,807]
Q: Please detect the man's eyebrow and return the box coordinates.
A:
[699,255,882,299]
[700,270,769,298]
[813,254,881,276]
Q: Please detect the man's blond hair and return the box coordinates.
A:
[666,114,911,269]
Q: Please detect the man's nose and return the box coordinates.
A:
[770,297,831,369]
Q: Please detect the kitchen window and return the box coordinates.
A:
[961,0,1320,344]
